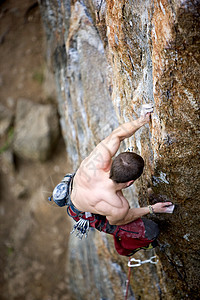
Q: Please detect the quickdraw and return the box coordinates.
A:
[70,218,90,240]
[128,255,158,267]
[124,256,158,300]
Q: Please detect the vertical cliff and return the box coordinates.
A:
[39,0,200,299]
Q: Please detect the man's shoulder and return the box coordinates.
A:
[80,141,113,170]
[76,159,111,184]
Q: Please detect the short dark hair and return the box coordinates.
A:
[109,152,144,183]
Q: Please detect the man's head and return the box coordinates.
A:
[109,152,144,184]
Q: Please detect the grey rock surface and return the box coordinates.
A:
[13,99,60,161]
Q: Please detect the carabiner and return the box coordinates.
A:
[128,256,158,268]
[128,258,142,267]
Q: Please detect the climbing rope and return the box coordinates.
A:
[124,256,158,300]
[124,258,132,300]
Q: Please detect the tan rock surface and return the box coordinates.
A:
[39,0,200,299]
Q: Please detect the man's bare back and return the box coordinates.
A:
[71,159,130,223]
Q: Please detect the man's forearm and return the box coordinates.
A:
[115,117,147,141]
[110,201,174,225]
[112,207,150,226]
[98,115,150,160]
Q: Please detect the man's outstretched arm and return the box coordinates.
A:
[107,202,174,225]
[102,113,150,156]
[87,114,151,170]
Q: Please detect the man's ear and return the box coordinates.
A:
[126,180,134,187]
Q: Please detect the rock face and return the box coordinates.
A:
[39,0,200,299]
[13,99,60,161]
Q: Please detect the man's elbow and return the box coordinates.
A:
[107,213,127,226]
[108,219,120,226]
[109,219,126,226]
[107,205,129,225]
[108,219,119,226]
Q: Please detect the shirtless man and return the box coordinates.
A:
[52,111,174,255]
[71,113,172,226]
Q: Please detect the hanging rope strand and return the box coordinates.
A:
[124,257,132,300]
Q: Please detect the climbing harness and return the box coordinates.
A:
[124,255,158,300]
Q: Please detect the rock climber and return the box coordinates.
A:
[51,107,174,256]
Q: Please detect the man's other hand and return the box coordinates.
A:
[153,202,174,213]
